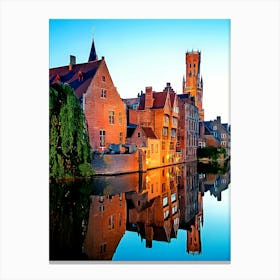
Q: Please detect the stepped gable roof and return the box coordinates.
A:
[141,127,158,139]
[162,84,176,107]
[49,60,102,99]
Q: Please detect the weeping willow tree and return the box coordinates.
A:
[49,83,94,179]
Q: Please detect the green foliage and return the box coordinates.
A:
[49,83,94,179]
[197,146,225,162]
[78,163,94,177]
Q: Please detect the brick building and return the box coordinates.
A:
[126,126,161,169]
[49,38,127,152]
[182,50,205,151]
[203,116,231,157]
[177,94,200,162]
[125,82,181,167]
[183,50,204,122]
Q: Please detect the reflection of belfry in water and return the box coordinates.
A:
[187,192,203,254]
[177,161,204,255]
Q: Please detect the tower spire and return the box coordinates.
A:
[88,32,98,62]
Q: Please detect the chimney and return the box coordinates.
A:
[69,55,76,70]
[217,116,221,123]
[145,86,154,109]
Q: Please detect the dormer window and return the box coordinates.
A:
[102,76,106,82]
[78,71,83,81]
[54,74,61,83]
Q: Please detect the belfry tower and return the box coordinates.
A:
[183,50,204,121]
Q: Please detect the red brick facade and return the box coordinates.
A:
[183,51,204,122]
[83,58,127,152]
[177,94,199,162]
[127,83,181,167]
[50,57,127,153]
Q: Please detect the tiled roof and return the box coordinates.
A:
[49,60,102,99]
[138,92,168,110]
[204,125,212,135]
[141,127,158,139]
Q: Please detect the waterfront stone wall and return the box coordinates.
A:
[92,151,144,175]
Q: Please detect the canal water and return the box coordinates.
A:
[50,161,230,262]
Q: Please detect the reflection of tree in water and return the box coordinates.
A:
[198,159,230,174]
[49,179,92,260]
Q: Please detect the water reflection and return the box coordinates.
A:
[50,161,230,261]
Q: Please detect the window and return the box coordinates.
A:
[108,215,114,230]
[100,130,105,147]
[132,103,139,109]
[162,141,166,150]
[221,141,226,146]
[162,127,168,136]
[194,63,196,68]
[138,132,141,138]
[156,144,158,153]
[109,111,115,124]
[190,63,191,68]
[213,125,217,130]
[172,117,178,126]
[221,133,226,139]
[163,196,168,207]
[100,243,107,253]
[119,213,122,226]
[100,88,106,98]
[172,205,178,215]
[164,114,169,124]
[162,183,166,192]
[151,144,154,154]
[171,128,176,138]
[164,210,169,220]
[120,132,123,144]
[170,142,175,150]
[171,193,177,202]
[102,76,106,82]
[119,112,122,125]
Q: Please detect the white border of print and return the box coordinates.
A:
[0,0,279,280]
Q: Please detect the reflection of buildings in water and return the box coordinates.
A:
[178,162,199,226]
[187,192,203,254]
[83,193,126,260]
[203,170,230,201]
[50,163,231,261]
[126,166,180,248]
[177,162,204,254]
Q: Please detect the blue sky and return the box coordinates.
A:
[49,19,230,123]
